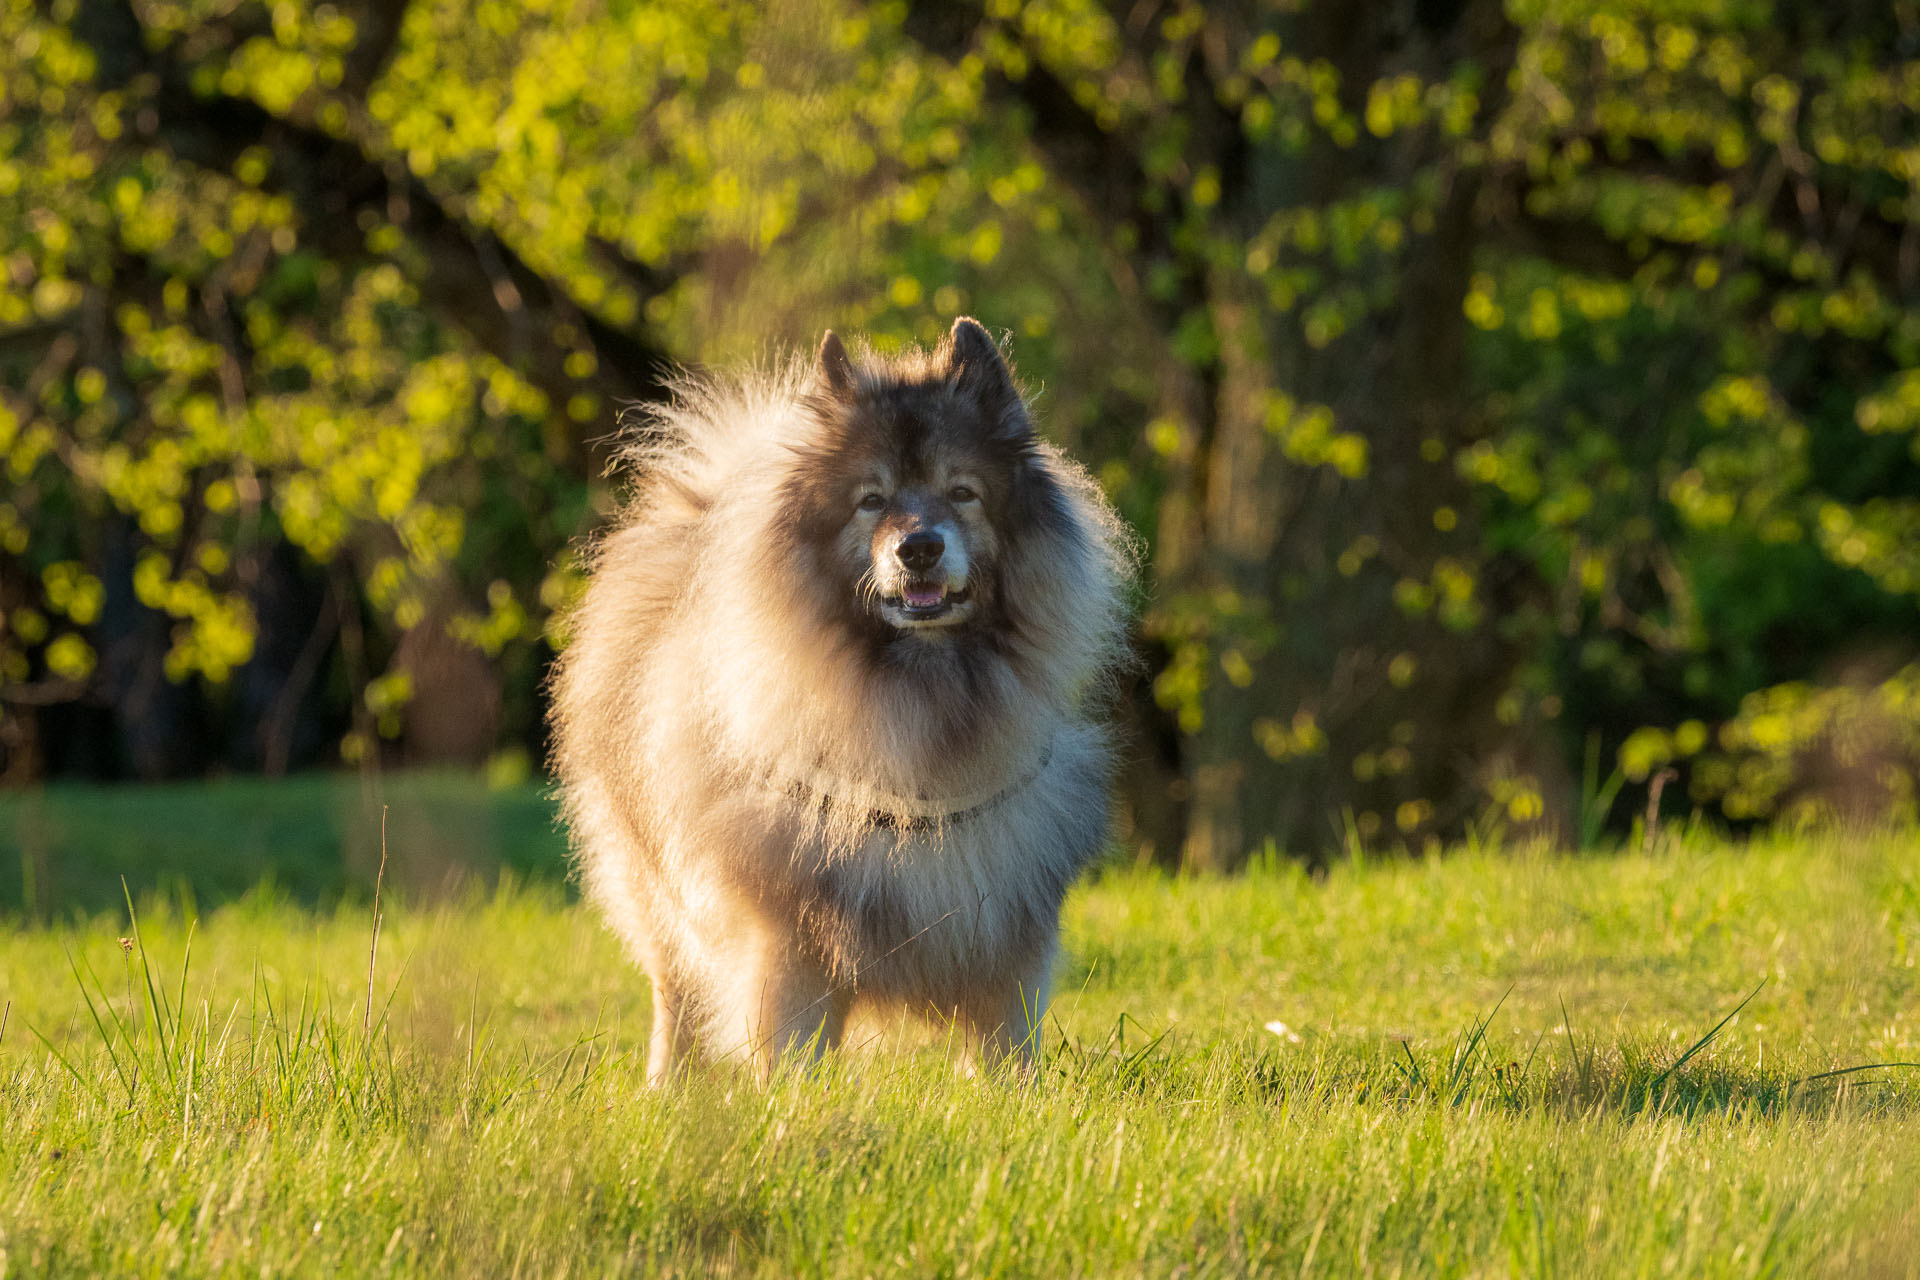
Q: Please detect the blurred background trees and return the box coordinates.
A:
[4,0,1918,864]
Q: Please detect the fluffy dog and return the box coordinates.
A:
[550,318,1130,1081]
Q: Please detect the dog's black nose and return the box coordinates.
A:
[896,530,944,572]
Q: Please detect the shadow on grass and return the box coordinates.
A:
[0,770,571,918]
[1046,1003,1920,1123]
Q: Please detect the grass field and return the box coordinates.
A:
[2,779,1918,1275]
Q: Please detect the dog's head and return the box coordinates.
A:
[783,317,1062,643]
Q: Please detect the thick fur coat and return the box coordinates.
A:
[550,318,1130,1080]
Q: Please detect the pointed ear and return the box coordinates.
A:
[818,330,856,402]
[944,317,1019,421]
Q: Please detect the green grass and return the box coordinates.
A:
[2,793,1919,1275]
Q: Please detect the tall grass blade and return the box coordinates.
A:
[121,878,177,1087]
[1789,1061,1920,1091]
[65,947,133,1103]
[28,1022,107,1106]
[172,917,198,1076]
[364,804,390,1042]
[1647,979,1766,1099]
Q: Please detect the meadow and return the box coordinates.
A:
[2,778,1917,1276]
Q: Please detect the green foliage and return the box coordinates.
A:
[1,0,593,757]
[1695,666,1920,822]
[1387,1,1920,824]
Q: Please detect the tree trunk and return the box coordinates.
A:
[1178,173,1520,865]
[904,0,1526,863]
[1166,0,1523,866]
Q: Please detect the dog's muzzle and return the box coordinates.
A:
[878,524,973,627]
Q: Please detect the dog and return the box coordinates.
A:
[550,317,1130,1081]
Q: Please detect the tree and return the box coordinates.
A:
[2,0,680,776]
[885,0,1920,861]
[892,0,1558,864]
[6,0,1919,855]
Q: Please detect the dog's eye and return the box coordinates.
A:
[857,493,885,512]
[948,485,978,504]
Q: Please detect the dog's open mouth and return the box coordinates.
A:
[887,581,972,621]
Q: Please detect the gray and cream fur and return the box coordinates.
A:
[550,318,1131,1081]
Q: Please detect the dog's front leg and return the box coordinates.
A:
[720,932,850,1084]
[958,948,1054,1077]
[645,972,693,1086]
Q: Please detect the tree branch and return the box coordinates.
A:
[340,0,412,98]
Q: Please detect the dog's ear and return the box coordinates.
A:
[817,330,857,403]
[944,317,1020,428]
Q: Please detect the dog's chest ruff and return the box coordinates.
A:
[765,736,1055,834]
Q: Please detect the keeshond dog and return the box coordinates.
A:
[551,318,1130,1082]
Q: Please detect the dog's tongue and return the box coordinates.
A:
[904,584,945,609]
